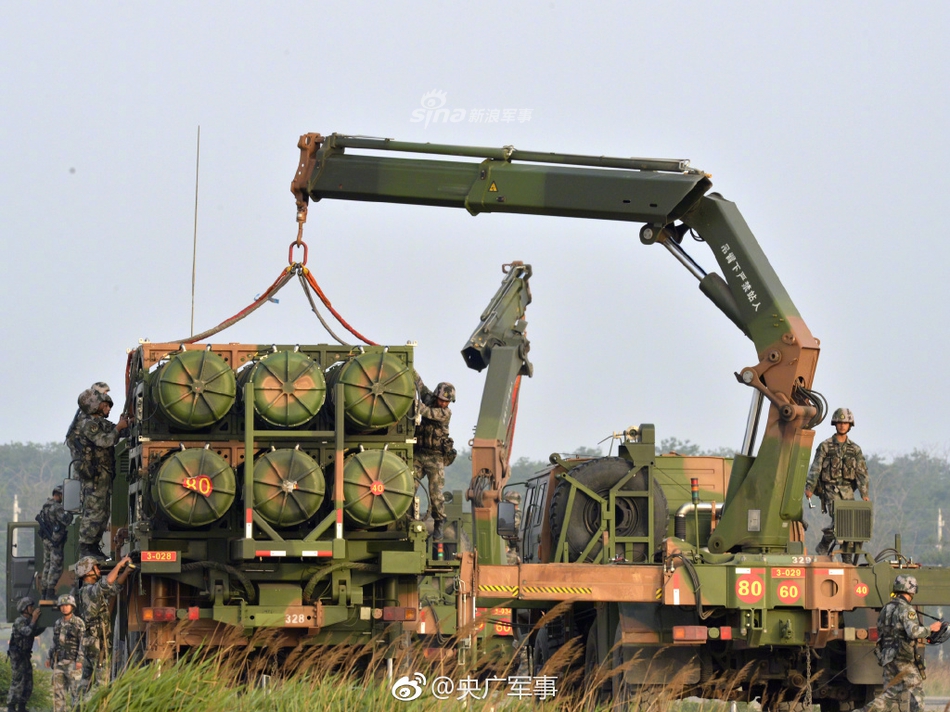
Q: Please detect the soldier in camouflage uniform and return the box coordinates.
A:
[65,382,110,463]
[859,575,941,712]
[7,598,42,712]
[76,554,134,696]
[38,484,74,600]
[504,490,523,565]
[48,594,85,712]
[413,371,457,541]
[805,408,869,556]
[76,391,129,559]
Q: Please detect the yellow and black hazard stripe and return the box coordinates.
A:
[522,585,592,595]
[478,585,520,596]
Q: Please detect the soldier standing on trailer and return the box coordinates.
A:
[37,484,74,601]
[804,407,869,555]
[48,594,85,712]
[75,555,134,696]
[66,382,110,463]
[76,391,129,559]
[859,575,942,712]
[413,370,457,541]
[6,598,42,712]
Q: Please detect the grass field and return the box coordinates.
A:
[7,634,950,711]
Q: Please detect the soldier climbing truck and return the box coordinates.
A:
[6,133,950,710]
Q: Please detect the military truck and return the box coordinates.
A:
[289,132,950,710]
[8,132,949,710]
[7,265,533,671]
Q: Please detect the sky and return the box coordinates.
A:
[1,2,948,462]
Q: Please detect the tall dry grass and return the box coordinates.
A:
[83,624,547,712]
[924,658,950,697]
[76,612,800,712]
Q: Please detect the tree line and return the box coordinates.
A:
[2,440,949,613]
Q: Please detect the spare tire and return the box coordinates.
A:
[549,457,667,563]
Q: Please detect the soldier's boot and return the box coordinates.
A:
[432,519,445,541]
[80,543,107,561]
[816,529,835,556]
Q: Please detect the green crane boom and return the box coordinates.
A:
[291,132,821,554]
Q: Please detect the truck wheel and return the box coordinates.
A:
[612,677,663,712]
[112,592,143,678]
[584,626,610,704]
[550,457,667,563]
[533,625,553,674]
[533,613,574,675]
[112,626,143,678]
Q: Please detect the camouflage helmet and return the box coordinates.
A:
[79,389,113,415]
[503,490,522,506]
[16,597,34,614]
[52,484,63,496]
[75,555,100,578]
[893,574,918,595]
[434,382,456,403]
[831,408,855,426]
[78,388,98,415]
[57,594,76,608]
[91,382,110,394]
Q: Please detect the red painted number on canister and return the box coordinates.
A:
[183,475,214,497]
[854,582,870,597]
[777,580,801,604]
[736,573,765,604]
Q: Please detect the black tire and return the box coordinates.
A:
[550,457,668,563]
[112,619,143,678]
[533,625,553,675]
[608,617,670,711]
[584,626,610,704]
[533,613,573,676]
[611,669,663,712]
